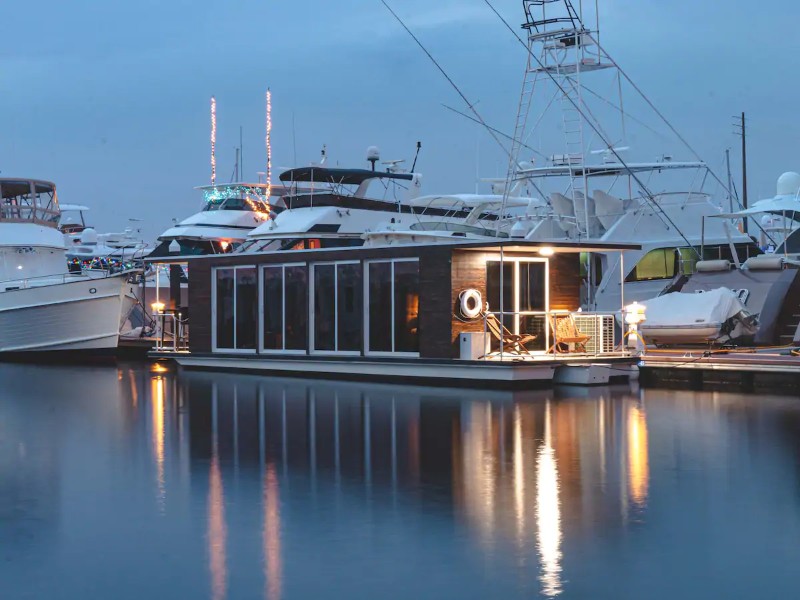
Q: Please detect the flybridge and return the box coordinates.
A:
[0,179,60,226]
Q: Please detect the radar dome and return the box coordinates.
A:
[366,146,381,162]
[777,172,800,196]
[80,228,98,245]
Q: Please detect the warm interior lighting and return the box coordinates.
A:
[151,302,165,313]
[538,247,555,257]
[219,241,230,251]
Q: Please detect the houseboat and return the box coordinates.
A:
[151,239,642,387]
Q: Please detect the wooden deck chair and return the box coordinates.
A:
[485,313,537,356]
[549,313,591,354]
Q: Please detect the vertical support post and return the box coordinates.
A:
[741,112,749,234]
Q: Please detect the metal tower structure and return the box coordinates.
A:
[507,1,611,238]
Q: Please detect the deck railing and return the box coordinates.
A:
[478,310,621,359]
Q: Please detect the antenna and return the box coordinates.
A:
[239,125,244,182]
[266,89,273,197]
[210,96,217,186]
[733,112,748,233]
[411,141,422,172]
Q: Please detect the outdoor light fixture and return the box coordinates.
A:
[624,302,647,351]
[538,247,555,257]
[151,302,165,314]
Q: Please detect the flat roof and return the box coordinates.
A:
[147,238,641,264]
[279,167,414,185]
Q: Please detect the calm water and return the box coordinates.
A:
[1,364,800,599]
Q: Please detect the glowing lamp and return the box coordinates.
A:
[538,246,555,257]
[220,241,230,251]
[624,302,647,326]
[152,302,165,313]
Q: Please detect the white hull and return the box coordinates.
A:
[0,274,127,353]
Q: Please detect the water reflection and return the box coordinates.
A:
[7,363,800,598]
[536,403,562,597]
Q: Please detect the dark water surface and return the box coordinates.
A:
[1,363,799,599]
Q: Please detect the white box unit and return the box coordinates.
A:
[459,331,490,360]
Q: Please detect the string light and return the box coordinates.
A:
[265,89,272,199]
[210,96,217,186]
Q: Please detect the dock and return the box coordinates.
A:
[639,348,800,392]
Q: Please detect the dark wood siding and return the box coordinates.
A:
[449,251,493,357]
[189,261,212,353]
[549,253,581,312]
[418,248,453,359]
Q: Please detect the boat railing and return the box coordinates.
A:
[153,310,189,353]
[478,310,621,360]
[0,268,120,291]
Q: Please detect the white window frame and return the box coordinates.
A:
[363,258,421,358]
[309,260,362,356]
[211,265,258,354]
[259,263,308,355]
[487,257,550,353]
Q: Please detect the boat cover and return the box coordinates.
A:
[641,287,758,345]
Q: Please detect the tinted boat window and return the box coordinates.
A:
[262,267,283,350]
[368,262,392,352]
[337,263,362,352]
[284,266,308,351]
[393,261,419,353]
[215,269,235,349]
[314,265,336,351]
[236,268,258,350]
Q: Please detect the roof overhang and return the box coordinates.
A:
[279,167,414,185]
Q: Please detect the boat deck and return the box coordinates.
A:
[640,347,800,392]
[151,351,640,389]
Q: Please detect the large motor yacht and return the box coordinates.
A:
[0,179,129,353]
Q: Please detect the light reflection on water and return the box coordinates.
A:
[1,363,800,598]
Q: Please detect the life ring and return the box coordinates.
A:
[459,288,483,320]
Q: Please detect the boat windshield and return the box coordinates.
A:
[0,179,60,226]
[202,197,252,212]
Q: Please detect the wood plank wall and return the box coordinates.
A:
[448,251,582,358]
[188,261,212,353]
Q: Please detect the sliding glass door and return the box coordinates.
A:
[311,262,363,354]
[486,259,548,352]
[365,259,420,355]
[262,264,308,353]
[213,266,257,352]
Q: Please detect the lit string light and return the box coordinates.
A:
[265,89,272,198]
[210,96,217,186]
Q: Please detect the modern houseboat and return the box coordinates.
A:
[151,239,641,387]
[0,178,129,353]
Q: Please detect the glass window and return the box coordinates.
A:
[394,261,419,353]
[215,269,235,349]
[519,261,546,312]
[368,262,392,352]
[626,248,676,282]
[262,267,283,350]
[314,265,336,351]
[366,260,420,354]
[284,266,308,351]
[236,268,258,350]
[337,263,362,352]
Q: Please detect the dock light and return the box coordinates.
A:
[624,302,647,352]
[538,246,555,257]
[152,302,165,314]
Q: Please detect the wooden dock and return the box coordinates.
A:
[640,348,800,392]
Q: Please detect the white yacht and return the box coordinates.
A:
[366,0,760,315]
[60,204,153,272]
[0,179,129,353]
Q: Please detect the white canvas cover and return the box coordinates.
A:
[641,287,757,344]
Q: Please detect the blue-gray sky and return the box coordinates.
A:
[2,0,798,239]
